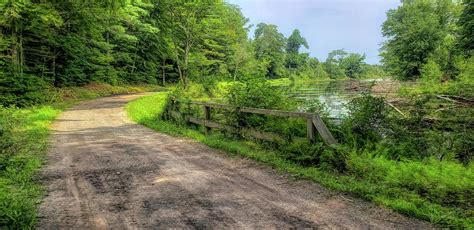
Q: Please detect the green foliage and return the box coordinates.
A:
[360,64,388,79]
[286,29,309,70]
[325,49,348,79]
[286,29,308,54]
[342,93,389,146]
[0,0,251,106]
[341,93,472,165]
[381,0,462,80]
[340,53,366,78]
[0,74,50,107]
[454,55,474,96]
[225,76,287,130]
[401,55,474,97]
[324,49,367,79]
[253,23,287,78]
[298,98,330,117]
[0,105,58,228]
[457,0,473,56]
[278,141,347,172]
[420,58,444,83]
[226,76,286,109]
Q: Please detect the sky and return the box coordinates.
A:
[226,0,401,64]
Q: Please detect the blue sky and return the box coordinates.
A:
[226,0,401,64]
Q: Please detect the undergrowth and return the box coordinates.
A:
[0,83,160,228]
[126,92,474,228]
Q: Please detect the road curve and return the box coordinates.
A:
[38,93,432,229]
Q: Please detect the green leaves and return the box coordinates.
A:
[324,49,366,79]
[457,0,474,56]
[286,29,308,54]
[381,0,462,80]
[340,53,366,78]
[254,23,287,78]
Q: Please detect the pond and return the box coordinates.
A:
[286,79,391,118]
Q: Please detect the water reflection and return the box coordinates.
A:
[288,79,381,118]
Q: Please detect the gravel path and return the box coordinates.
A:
[38,93,432,229]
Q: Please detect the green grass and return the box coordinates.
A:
[0,106,60,228]
[0,83,161,228]
[126,92,474,228]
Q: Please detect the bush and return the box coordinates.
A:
[421,59,444,83]
[226,76,289,129]
[226,76,286,109]
[341,93,389,147]
[0,74,51,107]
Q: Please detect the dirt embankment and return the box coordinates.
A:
[38,94,432,229]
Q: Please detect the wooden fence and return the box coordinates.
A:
[166,98,338,145]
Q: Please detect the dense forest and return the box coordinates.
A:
[0,0,390,107]
[0,0,473,228]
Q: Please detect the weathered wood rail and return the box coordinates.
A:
[167,99,338,145]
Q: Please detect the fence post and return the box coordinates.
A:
[307,115,316,143]
[174,99,180,121]
[204,105,211,134]
[312,115,338,145]
[167,98,175,120]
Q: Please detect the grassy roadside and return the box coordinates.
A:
[126,92,473,228]
[0,83,161,228]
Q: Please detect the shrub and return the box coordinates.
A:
[341,93,389,147]
[0,74,51,107]
[226,76,288,129]
[226,76,286,109]
[420,59,444,83]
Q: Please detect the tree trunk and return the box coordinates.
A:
[11,24,24,77]
[174,51,184,86]
[182,39,191,88]
[19,33,24,77]
[161,60,166,86]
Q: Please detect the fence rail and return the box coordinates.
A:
[167,99,338,145]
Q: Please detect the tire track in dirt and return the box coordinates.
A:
[38,93,433,229]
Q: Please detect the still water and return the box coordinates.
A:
[286,79,386,118]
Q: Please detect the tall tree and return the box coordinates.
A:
[286,29,308,54]
[285,29,309,70]
[340,53,366,78]
[196,2,249,80]
[253,23,286,78]
[158,0,219,87]
[381,0,461,80]
[325,49,347,79]
[0,0,62,79]
[458,0,473,56]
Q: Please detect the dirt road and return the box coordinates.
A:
[38,93,432,229]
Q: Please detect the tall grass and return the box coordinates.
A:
[126,92,474,228]
[0,84,160,228]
